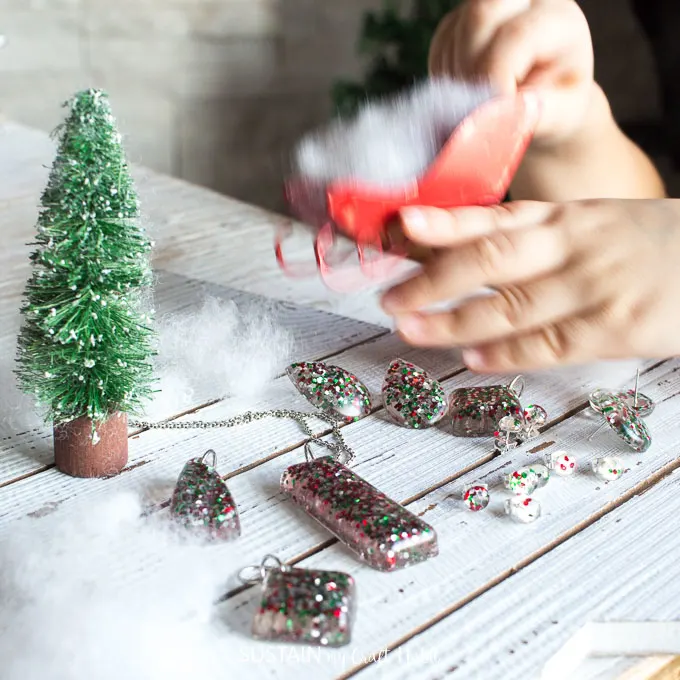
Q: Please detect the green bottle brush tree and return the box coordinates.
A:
[16,89,156,478]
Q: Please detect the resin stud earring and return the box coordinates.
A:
[545,450,577,477]
[592,456,625,482]
[170,449,241,540]
[494,403,549,453]
[587,369,653,453]
[505,495,541,523]
[504,464,550,495]
[462,483,490,511]
[449,375,526,437]
[382,358,448,429]
[287,360,372,422]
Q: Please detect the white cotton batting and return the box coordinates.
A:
[0,493,232,680]
[143,296,296,419]
[294,78,495,188]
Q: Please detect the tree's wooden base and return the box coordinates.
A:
[53,412,128,478]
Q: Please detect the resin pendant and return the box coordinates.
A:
[287,361,372,422]
[170,450,240,539]
[382,358,447,429]
[241,555,355,647]
[281,455,438,571]
[450,376,525,437]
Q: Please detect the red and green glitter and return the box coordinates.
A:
[449,385,523,437]
[252,566,355,647]
[281,456,438,572]
[382,358,447,429]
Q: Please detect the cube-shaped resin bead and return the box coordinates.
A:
[449,385,523,437]
[281,456,438,571]
[252,565,355,647]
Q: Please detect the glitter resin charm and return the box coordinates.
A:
[592,456,625,482]
[462,483,490,511]
[545,451,577,477]
[603,403,652,453]
[450,376,525,437]
[504,464,550,495]
[287,361,372,422]
[382,358,447,429]
[281,455,438,571]
[241,555,355,647]
[589,388,655,418]
[170,450,240,539]
[505,495,541,524]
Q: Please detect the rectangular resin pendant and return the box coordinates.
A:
[252,564,355,647]
[281,455,438,571]
[449,384,523,437]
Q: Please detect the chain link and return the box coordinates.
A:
[128,408,356,465]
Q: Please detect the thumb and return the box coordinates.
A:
[399,202,555,247]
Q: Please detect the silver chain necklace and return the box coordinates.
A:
[128,408,356,464]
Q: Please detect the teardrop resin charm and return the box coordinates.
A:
[286,361,372,422]
[382,358,447,428]
[170,450,241,540]
[281,455,438,571]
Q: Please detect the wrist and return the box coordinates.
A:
[526,82,617,158]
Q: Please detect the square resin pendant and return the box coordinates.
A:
[252,563,355,647]
[449,383,523,437]
[281,455,438,571]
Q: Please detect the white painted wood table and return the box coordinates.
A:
[1,120,679,680]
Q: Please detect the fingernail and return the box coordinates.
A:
[462,349,485,370]
[395,314,425,341]
[400,208,428,236]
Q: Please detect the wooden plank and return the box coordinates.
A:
[200,360,678,680]
[345,468,680,680]
[0,271,384,486]
[0,359,669,676]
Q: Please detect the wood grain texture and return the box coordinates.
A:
[3,120,679,680]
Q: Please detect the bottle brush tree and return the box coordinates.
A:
[16,88,155,478]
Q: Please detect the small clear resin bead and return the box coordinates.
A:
[462,483,490,512]
[592,456,625,482]
[545,451,577,477]
[504,464,550,494]
[505,495,541,524]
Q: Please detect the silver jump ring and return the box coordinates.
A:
[238,554,285,585]
[201,449,217,468]
[509,375,525,398]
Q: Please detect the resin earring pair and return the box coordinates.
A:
[588,369,653,453]
[287,358,448,429]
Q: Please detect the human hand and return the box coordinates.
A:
[380,200,680,372]
[428,0,595,147]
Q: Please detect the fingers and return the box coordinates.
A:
[381,222,568,313]
[400,202,555,247]
[460,306,616,372]
[478,1,593,94]
[394,267,605,347]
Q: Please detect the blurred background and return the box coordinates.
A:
[0,0,675,212]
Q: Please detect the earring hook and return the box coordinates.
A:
[509,374,525,398]
[201,449,217,468]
